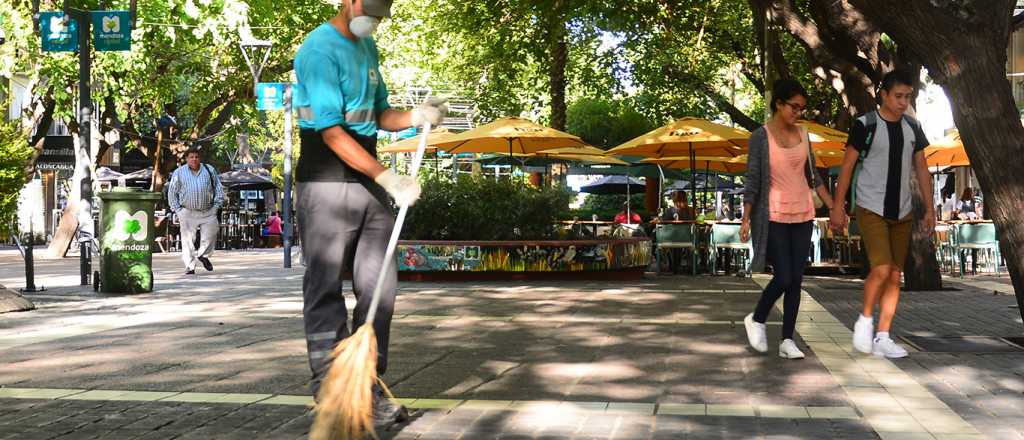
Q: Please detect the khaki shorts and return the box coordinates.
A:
[855,207,913,269]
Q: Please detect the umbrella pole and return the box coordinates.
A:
[657,165,665,215]
[704,162,710,213]
[509,138,514,178]
[689,144,696,213]
[626,166,632,225]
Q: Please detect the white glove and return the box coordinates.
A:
[374,168,422,207]
[410,97,448,127]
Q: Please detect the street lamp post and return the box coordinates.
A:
[240,35,293,267]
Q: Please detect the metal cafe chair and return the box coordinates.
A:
[655,223,697,275]
[710,223,751,275]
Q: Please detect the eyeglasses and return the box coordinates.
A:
[784,101,807,114]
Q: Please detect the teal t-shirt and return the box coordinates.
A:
[293,23,390,136]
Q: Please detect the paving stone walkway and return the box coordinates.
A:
[804,275,1024,440]
[0,249,1016,439]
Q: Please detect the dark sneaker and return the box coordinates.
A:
[373,388,409,428]
[198,257,213,271]
[185,269,195,275]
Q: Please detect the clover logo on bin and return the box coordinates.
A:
[112,210,148,241]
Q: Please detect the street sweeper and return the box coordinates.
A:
[292,0,446,435]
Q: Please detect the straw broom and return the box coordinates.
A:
[310,122,433,440]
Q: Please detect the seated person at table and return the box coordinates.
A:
[264,211,283,235]
[662,191,696,221]
[955,188,979,220]
[614,202,642,224]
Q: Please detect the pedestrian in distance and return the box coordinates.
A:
[167,147,224,275]
[292,0,447,427]
[741,79,837,359]
[831,69,935,359]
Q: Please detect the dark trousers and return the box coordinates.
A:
[297,181,397,397]
[753,221,813,340]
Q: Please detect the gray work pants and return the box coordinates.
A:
[297,181,397,397]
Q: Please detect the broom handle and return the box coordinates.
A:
[366,122,432,324]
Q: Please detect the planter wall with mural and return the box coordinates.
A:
[396,238,651,281]
[396,176,651,280]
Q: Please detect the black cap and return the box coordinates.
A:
[362,0,393,17]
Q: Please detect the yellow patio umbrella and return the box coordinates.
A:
[641,148,843,174]
[538,153,628,165]
[925,130,970,167]
[533,145,627,165]
[605,118,749,212]
[640,155,748,174]
[536,145,608,155]
[812,148,846,168]
[797,120,848,149]
[378,128,453,153]
[477,151,628,166]
[604,117,750,158]
[429,117,588,156]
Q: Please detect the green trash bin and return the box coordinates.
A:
[97,188,163,293]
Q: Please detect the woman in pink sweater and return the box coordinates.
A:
[740,79,836,360]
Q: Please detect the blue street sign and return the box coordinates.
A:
[40,12,78,52]
[92,11,132,51]
[256,83,291,111]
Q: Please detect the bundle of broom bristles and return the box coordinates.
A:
[309,325,392,440]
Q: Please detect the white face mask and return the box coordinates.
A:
[349,15,380,38]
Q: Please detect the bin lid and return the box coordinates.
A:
[98,188,163,201]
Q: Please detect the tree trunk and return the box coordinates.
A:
[847,0,1024,322]
[943,63,1024,319]
[904,171,942,290]
[549,38,568,131]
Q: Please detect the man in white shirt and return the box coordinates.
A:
[167,148,225,275]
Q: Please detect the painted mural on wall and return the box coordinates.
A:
[397,240,651,272]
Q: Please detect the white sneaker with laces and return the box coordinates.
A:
[744,313,767,353]
[779,339,805,359]
[853,315,874,354]
[872,336,909,358]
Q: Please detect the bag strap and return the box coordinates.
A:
[203,164,219,204]
[804,128,816,189]
[850,111,877,209]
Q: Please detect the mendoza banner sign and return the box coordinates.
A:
[40,12,78,52]
[92,11,132,51]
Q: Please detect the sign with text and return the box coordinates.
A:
[256,83,292,111]
[37,136,75,171]
[92,11,132,51]
[40,12,79,52]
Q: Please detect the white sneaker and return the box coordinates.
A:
[853,315,874,354]
[744,313,767,353]
[779,339,805,359]
[872,336,909,358]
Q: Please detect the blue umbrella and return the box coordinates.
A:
[579,175,646,195]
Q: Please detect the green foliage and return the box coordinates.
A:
[565,97,655,149]
[377,0,621,122]
[0,118,32,235]
[572,193,648,222]
[403,174,574,240]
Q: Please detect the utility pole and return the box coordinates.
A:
[282,84,293,268]
[63,6,94,286]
